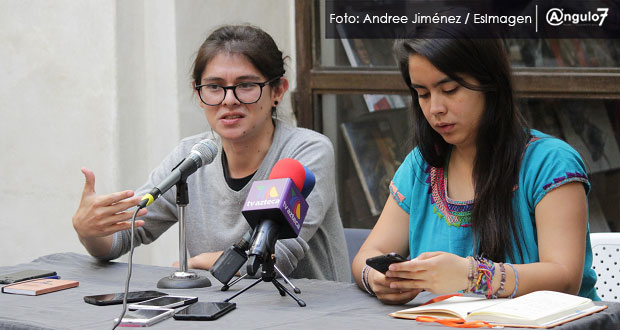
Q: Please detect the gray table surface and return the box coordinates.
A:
[0,252,618,329]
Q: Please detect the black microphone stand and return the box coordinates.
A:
[157,179,211,289]
[222,252,305,307]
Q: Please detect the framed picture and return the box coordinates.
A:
[337,26,406,112]
[341,109,409,216]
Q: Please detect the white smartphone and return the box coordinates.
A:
[128,295,198,310]
[113,308,174,327]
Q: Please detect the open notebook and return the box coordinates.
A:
[390,291,607,328]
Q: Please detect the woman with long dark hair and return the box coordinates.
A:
[353,22,598,302]
[72,25,350,282]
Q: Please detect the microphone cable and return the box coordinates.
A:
[111,207,141,330]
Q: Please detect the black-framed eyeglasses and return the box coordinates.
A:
[195,76,282,106]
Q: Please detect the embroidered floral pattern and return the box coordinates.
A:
[430,167,473,227]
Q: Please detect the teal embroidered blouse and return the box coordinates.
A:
[389,129,599,300]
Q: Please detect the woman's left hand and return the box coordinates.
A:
[172,257,197,269]
[172,251,224,270]
[385,251,470,294]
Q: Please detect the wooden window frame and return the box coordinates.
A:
[294,0,620,129]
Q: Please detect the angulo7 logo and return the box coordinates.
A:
[546,7,609,27]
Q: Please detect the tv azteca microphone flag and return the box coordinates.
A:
[242,178,309,239]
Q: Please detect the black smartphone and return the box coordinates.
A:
[173,302,236,321]
[83,290,168,306]
[128,295,198,310]
[366,253,408,274]
[0,269,57,284]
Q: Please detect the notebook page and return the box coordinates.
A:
[397,296,502,319]
[469,291,591,322]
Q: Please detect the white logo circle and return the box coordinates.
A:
[546,8,564,26]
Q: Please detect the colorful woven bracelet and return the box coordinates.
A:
[472,257,495,298]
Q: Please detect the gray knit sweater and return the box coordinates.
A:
[99,120,351,282]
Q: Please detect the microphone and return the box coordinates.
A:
[268,158,315,198]
[138,139,218,208]
[242,158,314,276]
[210,158,315,283]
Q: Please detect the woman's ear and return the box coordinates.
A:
[193,81,206,106]
[192,81,200,97]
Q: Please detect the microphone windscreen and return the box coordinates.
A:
[268,158,305,192]
[301,165,315,198]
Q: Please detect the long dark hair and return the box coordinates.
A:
[394,21,530,262]
[192,25,286,115]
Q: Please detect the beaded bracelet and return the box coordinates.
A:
[506,263,519,298]
[361,265,376,296]
[490,263,506,299]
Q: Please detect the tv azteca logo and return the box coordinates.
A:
[288,189,302,220]
[255,184,302,220]
[283,187,302,230]
[255,185,279,199]
[245,185,280,207]
[546,7,609,26]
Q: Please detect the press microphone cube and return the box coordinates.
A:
[242,178,309,239]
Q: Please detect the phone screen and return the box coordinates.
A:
[115,308,174,326]
[133,296,189,307]
[123,309,170,320]
[84,291,167,305]
[129,296,198,310]
[174,302,236,320]
[0,269,57,284]
[366,253,408,274]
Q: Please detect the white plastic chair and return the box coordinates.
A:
[590,232,620,301]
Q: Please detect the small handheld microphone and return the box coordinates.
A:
[242,158,314,276]
[138,139,218,208]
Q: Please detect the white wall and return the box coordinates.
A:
[0,0,296,267]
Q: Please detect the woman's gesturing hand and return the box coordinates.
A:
[72,167,147,239]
